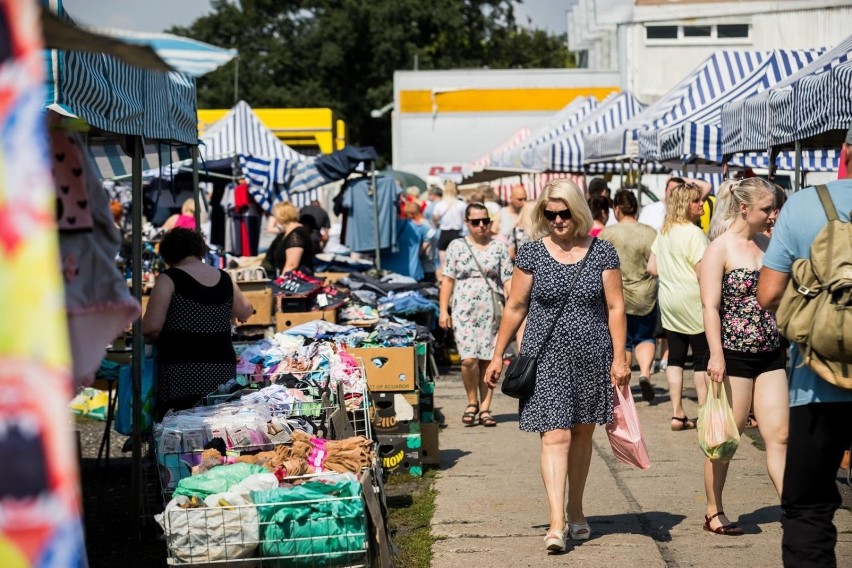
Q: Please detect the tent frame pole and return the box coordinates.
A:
[130,135,144,561]
[794,140,802,192]
[370,166,381,270]
[192,146,201,229]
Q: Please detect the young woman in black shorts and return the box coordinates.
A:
[699,177,787,536]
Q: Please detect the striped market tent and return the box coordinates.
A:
[86,29,238,78]
[467,127,532,172]
[494,97,599,169]
[722,35,852,155]
[550,91,644,172]
[655,49,824,166]
[586,51,784,164]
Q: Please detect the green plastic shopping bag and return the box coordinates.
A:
[697,381,739,462]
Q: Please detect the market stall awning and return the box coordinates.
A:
[466,127,532,173]
[653,49,824,165]
[550,91,644,173]
[722,34,852,154]
[492,97,599,169]
[585,50,819,164]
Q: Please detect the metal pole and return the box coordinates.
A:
[130,135,143,561]
[192,146,201,230]
[233,56,239,104]
[794,139,802,192]
[370,167,381,270]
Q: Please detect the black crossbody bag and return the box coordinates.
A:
[501,239,597,399]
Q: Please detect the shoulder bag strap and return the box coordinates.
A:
[815,184,838,222]
[463,238,501,296]
[532,238,597,358]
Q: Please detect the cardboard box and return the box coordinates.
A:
[241,288,273,325]
[316,271,349,284]
[420,422,440,465]
[349,347,416,391]
[370,391,420,435]
[275,309,337,332]
[377,433,422,477]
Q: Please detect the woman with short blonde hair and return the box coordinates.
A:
[529,178,593,239]
[262,201,314,276]
[485,177,629,552]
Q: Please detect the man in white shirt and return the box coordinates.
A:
[491,184,527,241]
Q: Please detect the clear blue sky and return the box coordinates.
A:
[61,0,567,35]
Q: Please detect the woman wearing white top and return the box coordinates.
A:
[433,181,467,278]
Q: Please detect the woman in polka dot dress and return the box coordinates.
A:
[484,179,630,552]
[143,229,254,419]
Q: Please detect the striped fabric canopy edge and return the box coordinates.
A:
[550,91,644,172]
[655,49,825,164]
[721,34,852,154]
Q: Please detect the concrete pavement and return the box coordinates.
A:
[430,368,852,567]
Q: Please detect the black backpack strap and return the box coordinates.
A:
[815,185,839,222]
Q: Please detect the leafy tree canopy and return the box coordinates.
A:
[170,0,572,161]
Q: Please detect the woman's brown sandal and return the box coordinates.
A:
[703,511,744,536]
[462,403,479,425]
[479,410,497,427]
[671,415,696,431]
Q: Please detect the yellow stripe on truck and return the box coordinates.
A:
[399,87,620,113]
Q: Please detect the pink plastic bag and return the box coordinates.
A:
[606,384,651,469]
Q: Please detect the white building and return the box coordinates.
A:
[568,0,852,103]
[391,68,620,180]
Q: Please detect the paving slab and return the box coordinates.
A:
[431,368,852,567]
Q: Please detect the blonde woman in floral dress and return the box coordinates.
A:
[439,202,513,427]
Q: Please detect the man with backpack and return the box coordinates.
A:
[757,127,852,567]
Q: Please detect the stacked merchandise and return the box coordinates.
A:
[350,334,440,477]
[152,337,387,566]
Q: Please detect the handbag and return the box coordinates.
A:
[606,384,651,469]
[463,239,505,318]
[501,239,597,399]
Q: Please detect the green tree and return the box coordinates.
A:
[170,0,572,161]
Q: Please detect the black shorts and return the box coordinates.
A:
[723,347,787,380]
[438,229,462,251]
[665,329,709,372]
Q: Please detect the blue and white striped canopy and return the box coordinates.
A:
[655,49,824,164]
[549,92,644,172]
[89,29,237,78]
[45,46,199,144]
[200,100,305,163]
[586,51,800,163]
[722,35,852,154]
[493,97,599,168]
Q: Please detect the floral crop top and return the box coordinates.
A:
[720,268,780,353]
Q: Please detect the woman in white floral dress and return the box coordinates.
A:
[439,202,513,427]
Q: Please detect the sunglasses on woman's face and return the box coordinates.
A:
[467,217,491,227]
[543,208,572,221]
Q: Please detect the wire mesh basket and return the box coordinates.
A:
[154,363,371,502]
[160,472,369,567]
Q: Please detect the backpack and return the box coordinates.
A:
[775,185,852,388]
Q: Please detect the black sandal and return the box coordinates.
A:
[671,415,696,431]
[462,403,479,425]
[479,410,497,427]
[703,511,744,536]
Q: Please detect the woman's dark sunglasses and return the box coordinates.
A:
[467,218,492,227]
[543,208,572,221]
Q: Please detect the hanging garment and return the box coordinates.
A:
[54,119,141,387]
[341,176,401,253]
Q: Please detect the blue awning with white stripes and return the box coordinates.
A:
[585,51,814,164]
[655,49,824,164]
[549,92,644,172]
[722,35,852,154]
[493,97,599,169]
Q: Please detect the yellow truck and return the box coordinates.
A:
[198,108,346,155]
